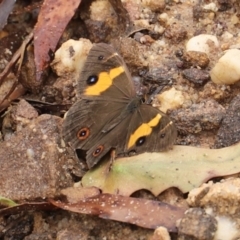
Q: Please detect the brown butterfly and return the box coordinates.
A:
[62,43,177,168]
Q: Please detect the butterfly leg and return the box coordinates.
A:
[108,149,116,170]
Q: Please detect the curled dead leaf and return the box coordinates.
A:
[50,193,187,231]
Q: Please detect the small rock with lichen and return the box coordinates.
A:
[187,178,240,240]
[177,208,217,240]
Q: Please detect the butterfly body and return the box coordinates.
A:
[62,43,177,168]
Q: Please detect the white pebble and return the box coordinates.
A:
[186,34,219,55]
[158,13,169,24]
[203,3,218,12]
[214,216,239,240]
[221,31,233,41]
[211,49,240,85]
[156,88,184,113]
[153,24,165,34]
[51,39,92,77]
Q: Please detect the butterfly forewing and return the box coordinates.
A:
[78,43,136,101]
[63,99,128,151]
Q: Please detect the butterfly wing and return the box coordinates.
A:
[63,43,137,168]
[78,43,136,101]
[63,99,128,151]
[62,43,177,169]
[124,104,177,154]
[81,104,177,168]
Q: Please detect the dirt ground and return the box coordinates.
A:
[1,0,240,239]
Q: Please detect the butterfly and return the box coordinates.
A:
[62,43,177,169]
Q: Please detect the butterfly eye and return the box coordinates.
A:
[77,127,90,140]
[98,55,104,60]
[93,145,104,157]
[87,75,98,85]
[136,136,146,146]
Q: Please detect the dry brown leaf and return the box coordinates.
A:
[50,193,187,231]
[0,0,15,30]
[33,0,82,80]
[0,202,54,216]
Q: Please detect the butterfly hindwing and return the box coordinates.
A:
[125,104,177,154]
[83,104,177,168]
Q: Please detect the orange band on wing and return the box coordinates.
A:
[127,114,162,149]
[85,66,124,95]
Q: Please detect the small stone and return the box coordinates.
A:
[187,178,240,240]
[192,4,204,20]
[2,99,39,138]
[90,0,113,21]
[156,88,184,113]
[51,38,92,101]
[180,51,210,68]
[153,24,165,34]
[170,100,226,134]
[203,2,218,12]
[57,229,89,240]
[231,14,239,25]
[0,115,73,200]
[13,99,38,121]
[139,35,155,45]
[214,94,240,148]
[164,24,187,43]
[210,49,240,85]
[186,34,219,55]
[182,68,210,86]
[51,38,92,78]
[143,66,175,84]
[141,0,165,12]
[149,226,170,240]
[221,31,233,41]
[199,82,231,101]
[178,208,217,240]
[158,12,169,24]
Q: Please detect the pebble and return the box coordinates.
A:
[170,99,225,134]
[187,178,240,240]
[177,208,217,240]
[203,2,218,12]
[186,34,219,55]
[89,0,113,21]
[156,87,184,113]
[180,51,210,68]
[182,68,210,86]
[210,49,240,85]
[149,226,170,240]
[51,38,92,77]
[141,0,165,12]
[214,94,240,148]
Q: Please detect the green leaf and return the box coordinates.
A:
[82,142,240,196]
[0,196,17,207]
